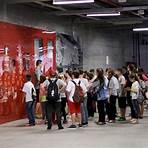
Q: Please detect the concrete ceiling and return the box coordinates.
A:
[5,0,148,26]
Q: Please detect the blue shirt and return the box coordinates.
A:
[97,76,109,101]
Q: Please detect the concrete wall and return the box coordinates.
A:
[0,3,134,70]
[75,25,133,70]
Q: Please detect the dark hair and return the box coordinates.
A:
[90,69,95,73]
[79,70,84,75]
[96,68,104,85]
[87,72,94,80]
[129,73,138,81]
[128,64,135,72]
[138,73,144,81]
[26,74,32,81]
[36,60,42,67]
[73,71,80,79]
[40,75,46,83]
[65,70,72,78]
[108,69,114,76]
[117,68,123,74]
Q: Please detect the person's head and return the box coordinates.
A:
[127,64,135,73]
[129,73,138,82]
[96,68,104,84]
[65,70,72,79]
[50,70,57,78]
[87,72,94,81]
[83,71,87,79]
[36,60,42,68]
[40,75,46,83]
[116,68,123,76]
[108,69,114,79]
[26,74,32,82]
[79,70,84,78]
[122,66,127,74]
[89,69,95,74]
[96,68,104,79]
[137,73,144,81]
[72,71,80,79]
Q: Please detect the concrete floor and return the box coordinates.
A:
[0,113,148,148]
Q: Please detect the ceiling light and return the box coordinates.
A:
[53,0,94,5]
[133,28,148,32]
[87,12,121,17]
[42,31,56,34]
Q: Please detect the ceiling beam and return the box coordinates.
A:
[7,0,50,4]
[50,5,148,15]
[33,2,100,21]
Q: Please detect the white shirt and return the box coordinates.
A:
[131,81,139,100]
[118,75,126,97]
[80,78,89,97]
[109,76,119,96]
[22,81,35,102]
[66,79,87,102]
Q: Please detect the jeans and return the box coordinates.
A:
[46,102,62,128]
[127,96,137,119]
[132,99,140,119]
[25,101,35,125]
[106,95,117,121]
[81,97,88,124]
[97,99,107,123]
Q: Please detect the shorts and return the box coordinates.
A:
[118,97,127,109]
[68,100,81,114]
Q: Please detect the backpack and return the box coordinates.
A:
[72,80,84,103]
[47,79,60,102]
[32,87,36,101]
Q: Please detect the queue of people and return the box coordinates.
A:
[22,61,148,130]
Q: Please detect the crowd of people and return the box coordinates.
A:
[22,60,148,130]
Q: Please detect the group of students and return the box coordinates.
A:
[22,61,148,130]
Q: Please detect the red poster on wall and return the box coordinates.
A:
[0,21,56,124]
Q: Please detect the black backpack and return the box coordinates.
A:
[47,79,60,102]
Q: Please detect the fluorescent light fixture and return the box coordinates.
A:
[53,0,94,5]
[133,28,148,32]
[87,12,121,17]
[42,31,56,34]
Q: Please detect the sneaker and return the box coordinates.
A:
[78,124,83,127]
[63,120,68,124]
[117,117,126,121]
[58,126,64,130]
[130,119,139,124]
[25,123,35,127]
[98,122,106,125]
[82,122,88,127]
[47,126,52,130]
[109,120,115,123]
[68,125,77,128]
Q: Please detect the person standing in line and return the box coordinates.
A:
[39,75,48,124]
[107,69,119,123]
[22,75,36,126]
[79,70,89,126]
[34,60,42,118]
[66,71,87,128]
[96,68,109,125]
[116,68,127,121]
[137,74,146,119]
[87,72,96,119]
[127,74,140,124]
[44,71,66,130]
[58,74,67,124]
